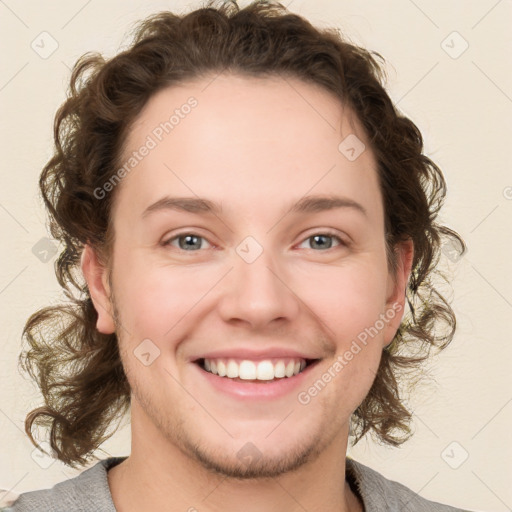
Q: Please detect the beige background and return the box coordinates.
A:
[1,0,511,510]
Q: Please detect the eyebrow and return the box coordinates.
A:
[141,194,367,219]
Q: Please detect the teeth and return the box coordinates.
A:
[226,360,239,378]
[202,358,308,380]
[256,360,274,380]
[217,361,227,377]
[239,360,256,380]
[285,361,295,378]
[274,361,285,378]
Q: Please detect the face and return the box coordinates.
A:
[83,73,412,478]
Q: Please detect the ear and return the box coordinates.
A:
[382,239,414,347]
[80,244,116,334]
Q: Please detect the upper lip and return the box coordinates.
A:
[191,348,321,362]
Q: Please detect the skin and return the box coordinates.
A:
[82,73,413,512]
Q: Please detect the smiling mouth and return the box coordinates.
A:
[195,357,320,382]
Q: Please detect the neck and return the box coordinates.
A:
[108,409,363,512]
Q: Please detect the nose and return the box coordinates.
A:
[216,243,300,330]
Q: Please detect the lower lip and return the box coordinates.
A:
[193,361,319,400]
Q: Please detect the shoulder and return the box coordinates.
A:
[346,457,473,512]
[0,490,20,510]
[2,457,126,512]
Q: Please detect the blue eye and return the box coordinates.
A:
[163,231,346,253]
[164,233,212,251]
[298,233,345,251]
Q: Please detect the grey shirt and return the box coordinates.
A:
[2,456,472,511]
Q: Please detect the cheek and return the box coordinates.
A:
[113,259,217,339]
[114,243,389,345]
[297,259,389,338]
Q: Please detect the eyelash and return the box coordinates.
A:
[162,230,348,253]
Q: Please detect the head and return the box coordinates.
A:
[21,0,464,471]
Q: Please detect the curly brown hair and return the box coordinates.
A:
[19,0,465,468]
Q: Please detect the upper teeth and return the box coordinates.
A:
[203,358,307,380]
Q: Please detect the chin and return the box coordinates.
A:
[183,436,323,480]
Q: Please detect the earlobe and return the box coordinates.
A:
[382,239,414,347]
[80,244,116,334]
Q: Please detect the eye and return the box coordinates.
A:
[297,232,346,251]
[162,231,347,253]
[163,233,213,251]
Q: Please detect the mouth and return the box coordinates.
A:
[194,357,320,383]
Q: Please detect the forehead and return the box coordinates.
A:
[113,73,382,226]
